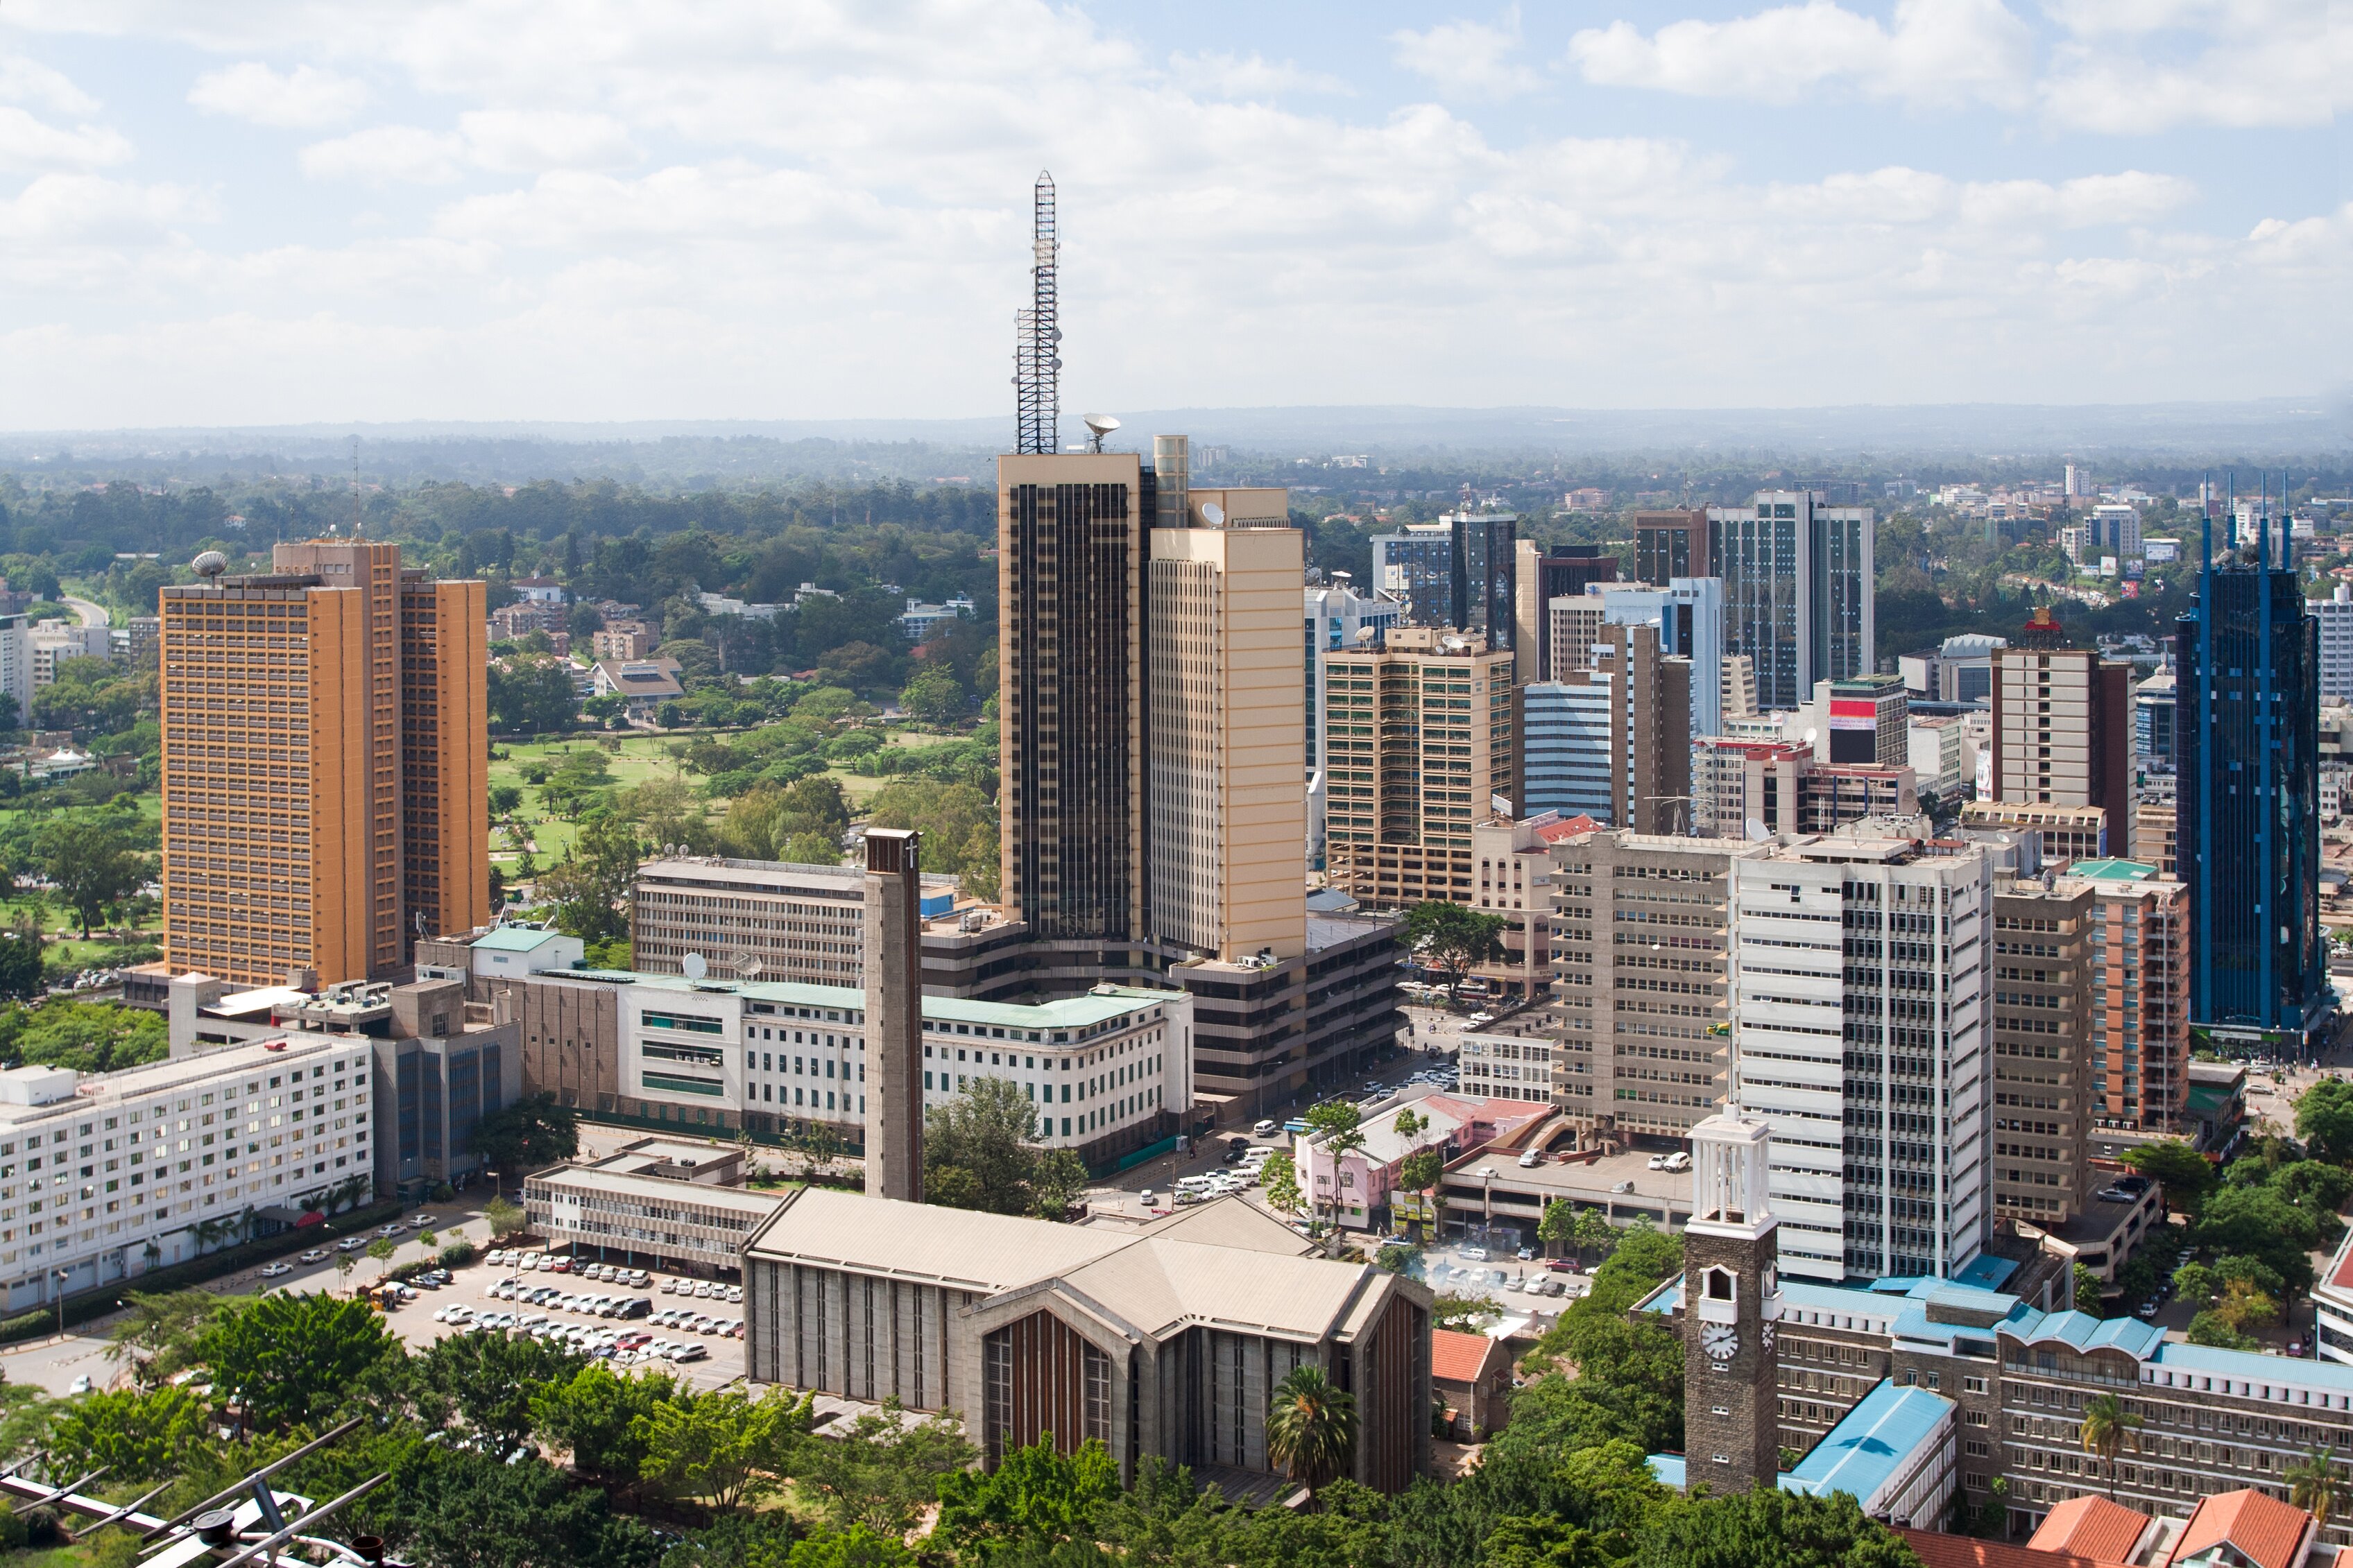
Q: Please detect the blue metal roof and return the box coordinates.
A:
[1783,1381,1953,1506]
[1647,1454,1687,1490]
[2150,1340,2353,1397]
[2001,1307,2166,1359]
[1953,1254,2021,1290]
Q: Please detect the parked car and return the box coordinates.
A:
[260,1262,292,1277]
[299,1249,327,1264]
[1518,1151,1544,1169]
[1645,1155,1666,1170]
[377,1224,406,1238]
[336,1237,368,1252]
[667,1343,709,1363]
[1611,1180,1635,1194]
[1460,1247,1489,1262]
[1662,1152,1692,1173]
[1252,1119,1279,1137]
[410,1214,434,1226]
[68,1376,92,1395]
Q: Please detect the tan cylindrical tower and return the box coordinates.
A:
[863,828,925,1203]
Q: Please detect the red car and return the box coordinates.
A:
[1546,1259,1582,1274]
[615,1332,652,1350]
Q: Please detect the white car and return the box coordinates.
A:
[1662,1152,1691,1173]
[725,1285,743,1304]
[666,1343,709,1363]
[1252,1119,1279,1137]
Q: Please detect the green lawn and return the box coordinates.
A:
[488,734,696,864]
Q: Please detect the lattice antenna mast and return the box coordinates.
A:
[1013,171,1060,455]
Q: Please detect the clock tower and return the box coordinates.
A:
[1679,1111,1783,1494]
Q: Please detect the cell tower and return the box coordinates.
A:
[1013,171,1059,455]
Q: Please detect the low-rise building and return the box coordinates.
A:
[743,1187,1433,1492]
[1292,1092,1543,1232]
[522,1156,787,1276]
[1962,801,2114,866]
[1432,1327,1514,1441]
[590,656,685,718]
[631,856,958,985]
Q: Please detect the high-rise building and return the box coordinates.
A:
[1304,581,1405,869]
[1990,608,2134,855]
[1730,834,1992,1283]
[1584,623,1691,835]
[1544,594,1607,680]
[1545,830,1761,1148]
[1634,508,1713,589]
[1708,490,1874,712]
[2176,511,2327,1054]
[1599,578,1726,739]
[160,542,488,988]
[2069,858,2190,1132]
[1323,627,1515,908]
[1691,739,1917,843]
[1520,682,1614,823]
[1146,490,1307,962]
[2313,584,2353,703]
[1987,878,2094,1228]
[1513,542,1618,687]
[2134,657,2177,761]
[1370,511,1516,648]
[997,452,1149,946]
[1819,673,1908,768]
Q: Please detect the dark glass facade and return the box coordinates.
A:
[2175,534,2326,1050]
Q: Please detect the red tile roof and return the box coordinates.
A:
[1896,1528,2117,1568]
[2028,1496,2153,1564]
[1430,1328,1503,1386]
[1533,814,1602,843]
[2166,1488,2315,1568]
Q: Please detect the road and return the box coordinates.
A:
[60,596,109,629]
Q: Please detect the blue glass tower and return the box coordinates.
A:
[2175,501,2327,1056]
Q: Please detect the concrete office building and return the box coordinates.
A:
[2316,584,2353,704]
[1322,627,1516,909]
[1634,508,1713,589]
[0,1033,375,1310]
[1543,594,1608,680]
[1546,831,1763,1148]
[1708,490,1875,713]
[1729,834,1992,1284]
[1546,623,1691,836]
[2177,508,2327,1055]
[524,1160,787,1278]
[1600,578,1727,740]
[1513,541,1618,687]
[1816,674,1909,768]
[2068,859,2191,1132]
[1899,634,2005,707]
[1146,501,1307,963]
[744,1188,1432,1492]
[631,856,959,984]
[1991,608,2134,856]
[1691,740,1919,843]
[1371,511,1516,651]
[160,540,487,988]
[1959,802,2112,865]
[998,451,1149,947]
[364,979,521,1198]
[2135,658,2177,761]
[1466,812,1591,1000]
[1986,879,2094,1229]
[2132,800,2179,877]
[1303,581,1404,868]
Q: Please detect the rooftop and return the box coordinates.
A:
[2067,858,2158,881]
[529,1162,791,1218]
[2027,1496,2153,1565]
[0,1033,364,1128]
[636,856,959,891]
[472,924,574,954]
[2165,1488,2313,1568]
[551,967,1180,1034]
[1430,1327,1503,1384]
[1783,1380,1953,1504]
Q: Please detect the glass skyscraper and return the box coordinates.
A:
[2175,511,2327,1056]
[1706,490,1874,713]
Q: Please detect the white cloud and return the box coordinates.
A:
[1391,10,1544,100]
[1566,0,2035,110]
[2039,4,2349,133]
[0,105,133,170]
[1165,51,1349,98]
[0,172,209,244]
[0,51,99,115]
[456,110,638,173]
[188,60,368,128]
[298,124,465,184]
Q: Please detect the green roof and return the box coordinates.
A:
[574,968,1174,1032]
[472,925,573,952]
[2069,857,2157,881]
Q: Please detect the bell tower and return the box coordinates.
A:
[1680,1111,1783,1493]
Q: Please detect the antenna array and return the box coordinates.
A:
[1013,172,1059,455]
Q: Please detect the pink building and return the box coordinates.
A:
[1297,1093,1552,1231]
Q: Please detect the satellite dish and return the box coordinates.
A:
[191,551,228,578]
[681,952,707,981]
[1083,413,1121,453]
[1355,626,1378,644]
[1200,501,1226,526]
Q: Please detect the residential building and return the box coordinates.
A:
[1432,1329,1516,1442]
[2069,858,2190,1132]
[1304,581,1404,868]
[1146,502,1307,963]
[1323,627,1515,910]
[513,576,566,605]
[898,595,975,641]
[160,540,489,988]
[0,615,29,725]
[1513,542,1618,687]
[590,656,685,720]
[696,592,782,621]
[1729,833,1992,1283]
[2176,512,2327,1054]
[1992,609,2135,855]
[1371,511,1516,650]
[1634,508,1713,589]
[28,621,109,688]
[1709,490,1876,712]
[998,451,1148,946]
[1986,879,2094,1229]
[590,622,656,662]
[2313,584,2353,703]
[0,1033,375,1310]
[1960,802,2112,866]
[488,601,565,641]
[1547,831,1761,1149]
[743,1189,1432,1491]
[631,856,959,985]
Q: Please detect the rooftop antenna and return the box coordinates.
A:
[1082,413,1120,453]
[1013,172,1060,455]
[350,437,362,540]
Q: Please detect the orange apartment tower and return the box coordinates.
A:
[159,540,487,988]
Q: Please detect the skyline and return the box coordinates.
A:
[0,1,2343,430]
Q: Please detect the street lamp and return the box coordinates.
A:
[52,1267,70,1340]
[1477,1164,1498,1253]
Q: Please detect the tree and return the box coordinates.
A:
[530,1362,678,1488]
[2187,1310,2259,1349]
[1539,1199,1577,1257]
[1029,1148,1090,1220]
[635,1386,809,1510]
[485,1195,527,1237]
[1305,1103,1366,1228]
[2123,1139,2216,1216]
[43,1385,207,1483]
[470,1093,581,1177]
[415,1331,585,1451]
[104,1287,232,1388]
[0,930,40,1004]
[1261,1151,1303,1216]
[934,1435,1121,1559]
[33,817,149,938]
[487,657,581,734]
[1631,1486,1919,1568]
[2298,1078,2353,1166]
[899,662,967,726]
[538,813,639,947]
[1572,1208,1619,1266]
[0,998,168,1073]
[194,1292,402,1433]
[924,1076,1045,1216]
[2073,1263,2106,1316]
[2080,1392,2140,1497]
[343,1440,655,1568]
[1400,1148,1444,1195]
[2289,1447,2341,1528]
[1264,1365,1359,1495]
[1392,1108,1425,1141]
[334,1250,358,1295]
[1401,902,1507,999]
[366,1236,398,1279]
[788,1402,977,1536]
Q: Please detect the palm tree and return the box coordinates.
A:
[1266,1365,1360,1499]
[2289,1448,2341,1528]
[2080,1393,2141,1498]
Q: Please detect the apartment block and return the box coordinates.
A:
[1323,626,1515,909]
[1991,610,2134,855]
[1987,879,2094,1227]
[1546,830,1761,1148]
[631,856,959,985]
[2070,859,2190,1132]
[1729,834,1992,1284]
[1147,514,1307,962]
[397,571,488,956]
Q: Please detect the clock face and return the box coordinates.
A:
[1702,1323,1738,1362]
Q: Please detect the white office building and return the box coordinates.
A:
[1598,577,1727,738]
[1521,680,1616,825]
[1729,834,1991,1285]
[0,1033,375,1310]
[2313,585,2353,705]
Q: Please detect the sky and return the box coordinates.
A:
[0,1,2343,430]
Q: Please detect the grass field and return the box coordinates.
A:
[823,728,967,806]
[488,734,696,864]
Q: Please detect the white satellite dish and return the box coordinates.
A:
[1200,501,1226,526]
[681,952,707,981]
[1083,413,1122,452]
